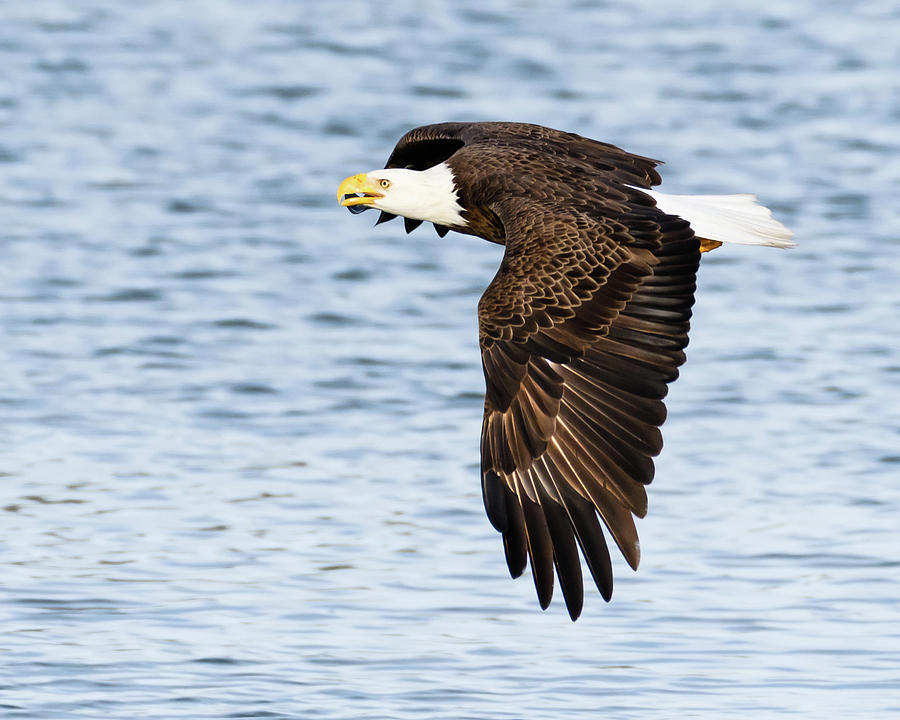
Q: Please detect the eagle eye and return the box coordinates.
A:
[379,179,392,190]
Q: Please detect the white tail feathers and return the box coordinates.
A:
[636,187,795,248]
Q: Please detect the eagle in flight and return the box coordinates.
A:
[338,122,793,620]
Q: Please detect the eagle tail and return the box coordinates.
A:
[639,188,795,250]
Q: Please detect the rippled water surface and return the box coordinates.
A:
[2,2,899,718]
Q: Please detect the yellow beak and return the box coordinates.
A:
[337,173,384,208]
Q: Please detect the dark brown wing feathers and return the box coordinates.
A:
[477,200,699,618]
[385,122,700,619]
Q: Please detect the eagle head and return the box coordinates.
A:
[337,165,466,229]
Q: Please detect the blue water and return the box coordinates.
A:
[2,2,899,718]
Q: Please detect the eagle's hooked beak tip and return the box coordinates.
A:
[338,173,384,212]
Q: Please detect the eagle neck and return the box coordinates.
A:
[411,162,467,229]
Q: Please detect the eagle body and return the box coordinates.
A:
[338,122,793,620]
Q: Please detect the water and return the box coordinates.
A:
[2,1,899,717]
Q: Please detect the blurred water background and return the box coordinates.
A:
[2,1,899,717]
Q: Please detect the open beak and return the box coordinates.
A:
[338,173,384,214]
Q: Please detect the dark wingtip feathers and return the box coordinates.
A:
[482,471,508,533]
[520,494,555,610]
[542,497,584,621]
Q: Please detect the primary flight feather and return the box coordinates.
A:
[338,121,793,620]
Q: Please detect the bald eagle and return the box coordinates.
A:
[338,122,793,620]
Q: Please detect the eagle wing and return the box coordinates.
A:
[384,121,663,187]
[478,195,700,620]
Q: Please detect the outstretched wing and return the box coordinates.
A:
[478,195,700,620]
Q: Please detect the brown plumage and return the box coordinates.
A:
[338,121,789,620]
